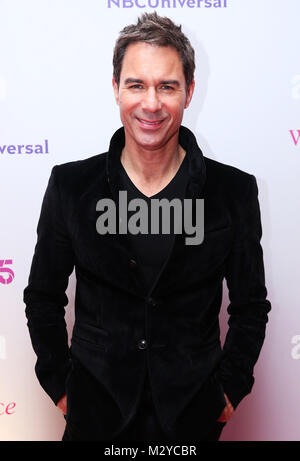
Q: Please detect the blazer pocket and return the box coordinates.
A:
[211,371,227,414]
[71,322,109,351]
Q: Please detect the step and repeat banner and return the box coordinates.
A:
[0,0,299,441]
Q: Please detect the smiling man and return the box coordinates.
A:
[24,12,271,442]
[113,42,192,154]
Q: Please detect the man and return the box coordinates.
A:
[24,12,271,442]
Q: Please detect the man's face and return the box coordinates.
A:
[113,42,194,152]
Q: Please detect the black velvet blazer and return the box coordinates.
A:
[24,126,271,441]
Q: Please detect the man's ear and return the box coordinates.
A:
[184,80,195,109]
[112,77,120,106]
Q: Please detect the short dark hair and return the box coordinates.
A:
[113,12,195,91]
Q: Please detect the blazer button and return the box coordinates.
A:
[137,339,147,350]
[148,297,157,307]
[129,258,137,269]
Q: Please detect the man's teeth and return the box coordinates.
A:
[140,119,162,125]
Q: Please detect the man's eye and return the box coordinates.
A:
[161,85,174,91]
[129,85,143,89]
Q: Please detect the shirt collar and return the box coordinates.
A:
[106,125,206,201]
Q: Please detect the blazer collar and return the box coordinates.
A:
[106,125,206,201]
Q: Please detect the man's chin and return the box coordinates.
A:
[134,129,177,151]
[135,139,168,152]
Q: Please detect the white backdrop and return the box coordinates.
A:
[0,0,299,441]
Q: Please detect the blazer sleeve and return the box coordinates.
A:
[218,175,271,409]
[23,165,75,405]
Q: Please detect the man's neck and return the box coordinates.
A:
[120,137,186,198]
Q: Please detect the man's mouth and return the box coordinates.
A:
[136,118,165,128]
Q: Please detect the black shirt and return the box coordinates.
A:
[118,152,189,293]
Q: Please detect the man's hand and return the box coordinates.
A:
[217,394,234,422]
[57,394,67,415]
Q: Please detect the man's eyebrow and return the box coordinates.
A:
[160,80,180,86]
[124,78,144,85]
[124,78,181,86]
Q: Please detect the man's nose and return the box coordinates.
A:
[141,88,162,112]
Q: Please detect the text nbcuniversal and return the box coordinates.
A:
[107,0,228,8]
